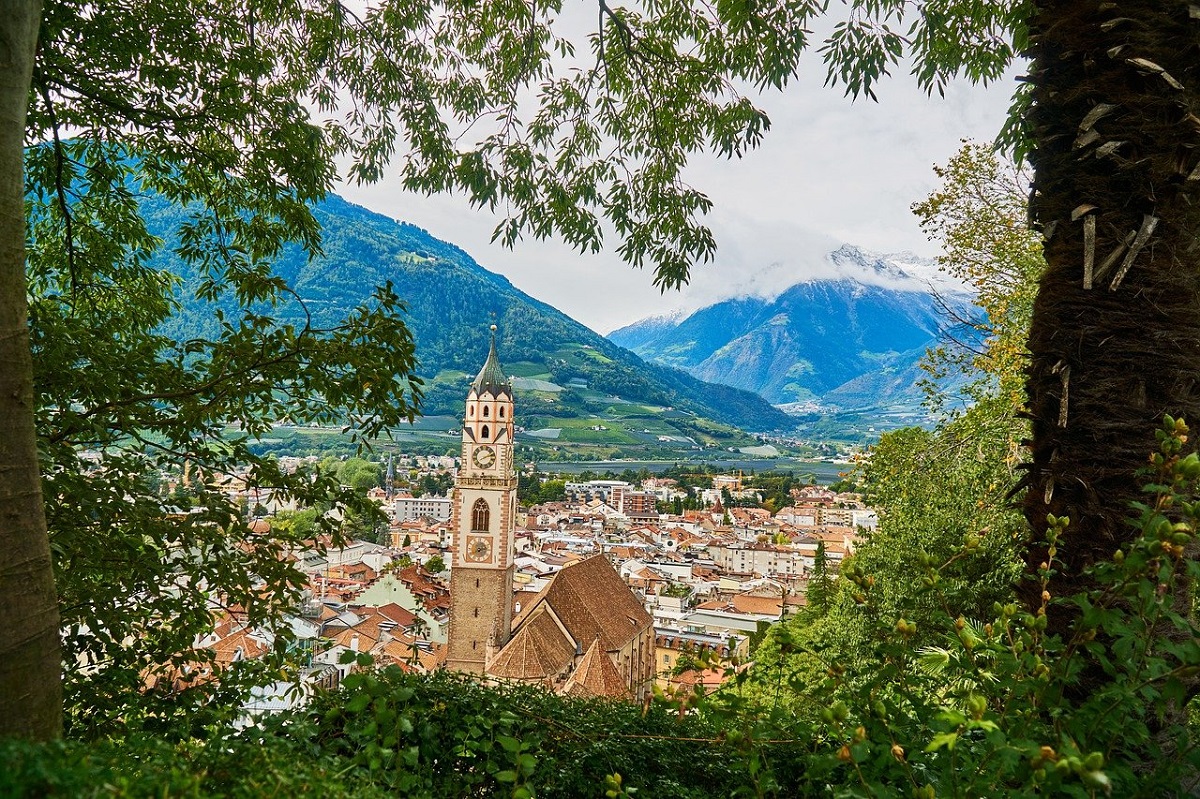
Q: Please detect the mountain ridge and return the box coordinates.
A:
[145,193,795,434]
[609,248,976,411]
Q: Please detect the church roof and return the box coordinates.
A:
[471,326,512,398]
[516,555,651,653]
[488,555,651,685]
[563,638,631,699]
[487,606,575,680]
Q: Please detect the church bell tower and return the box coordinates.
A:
[445,325,518,674]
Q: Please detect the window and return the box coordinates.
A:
[474,607,479,618]
[480,424,490,439]
[471,499,490,532]
[483,406,490,418]
[499,407,505,418]
[468,406,474,417]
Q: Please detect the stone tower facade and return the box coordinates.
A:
[444,326,517,674]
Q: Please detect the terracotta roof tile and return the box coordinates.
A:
[211,629,269,666]
[373,602,419,627]
[534,555,651,652]
[488,607,575,680]
[563,638,631,699]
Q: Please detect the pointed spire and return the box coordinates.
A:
[471,324,511,397]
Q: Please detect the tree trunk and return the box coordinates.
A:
[1021,1,1200,621]
[0,0,60,741]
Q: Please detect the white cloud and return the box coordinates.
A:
[337,35,1021,336]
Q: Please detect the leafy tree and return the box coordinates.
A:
[3,0,1195,747]
[913,141,1043,415]
[827,478,859,494]
[537,479,566,504]
[856,417,1024,632]
[814,146,1035,655]
[669,650,704,677]
[4,0,425,739]
[416,471,454,498]
[339,458,383,494]
[342,506,390,545]
[424,556,446,575]
[273,508,321,539]
[660,582,692,600]
[805,542,835,617]
[743,146,1035,718]
[518,472,566,506]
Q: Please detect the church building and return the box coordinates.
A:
[445,327,655,699]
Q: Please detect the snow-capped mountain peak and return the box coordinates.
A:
[819,245,971,297]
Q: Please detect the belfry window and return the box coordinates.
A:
[480,424,490,439]
[482,406,490,418]
[471,499,490,532]
[499,407,505,418]
[468,406,474,417]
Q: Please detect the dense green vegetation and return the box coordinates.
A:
[7,430,1200,795]
[1,670,795,798]
[6,0,1200,793]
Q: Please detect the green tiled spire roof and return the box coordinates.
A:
[471,325,511,396]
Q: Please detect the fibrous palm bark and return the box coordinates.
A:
[1022,1,1200,618]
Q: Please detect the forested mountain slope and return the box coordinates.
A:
[148,194,794,432]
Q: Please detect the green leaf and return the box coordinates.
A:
[925,732,959,752]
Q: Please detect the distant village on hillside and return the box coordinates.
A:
[140,332,881,717]
[162,452,873,715]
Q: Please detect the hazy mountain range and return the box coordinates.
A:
[608,246,977,412]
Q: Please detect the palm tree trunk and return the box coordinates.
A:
[1021,1,1200,619]
[0,0,60,741]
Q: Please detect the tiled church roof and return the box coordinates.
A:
[487,606,575,680]
[488,555,651,694]
[563,638,631,699]
[532,555,651,652]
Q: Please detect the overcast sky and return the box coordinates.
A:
[339,50,1020,335]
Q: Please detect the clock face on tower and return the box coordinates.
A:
[466,535,491,563]
[472,445,497,469]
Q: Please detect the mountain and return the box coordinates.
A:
[145,194,794,433]
[608,246,977,411]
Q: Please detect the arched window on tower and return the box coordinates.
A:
[480,424,490,439]
[482,406,490,418]
[468,406,474,417]
[471,499,490,532]
[499,407,505,418]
